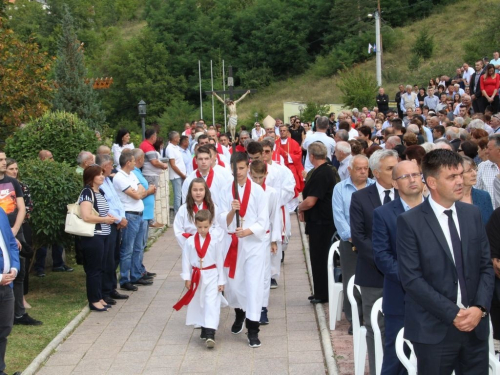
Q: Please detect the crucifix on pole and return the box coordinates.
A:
[205,66,256,143]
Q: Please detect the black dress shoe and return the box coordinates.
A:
[146,271,157,277]
[309,298,328,304]
[89,304,108,312]
[103,297,116,305]
[132,278,153,286]
[141,275,154,281]
[308,295,315,300]
[120,282,138,291]
[110,290,129,299]
[348,325,353,335]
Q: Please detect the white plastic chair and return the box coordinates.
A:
[395,328,417,375]
[347,276,367,375]
[371,297,384,375]
[489,319,500,375]
[327,240,342,330]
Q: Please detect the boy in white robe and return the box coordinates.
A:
[219,152,269,348]
[249,160,281,325]
[173,210,225,349]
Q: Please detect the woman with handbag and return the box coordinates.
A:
[79,165,117,312]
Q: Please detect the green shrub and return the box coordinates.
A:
[337,70,378,110]
[301,102,331,123]
[412,30,434,60]
[5,111,100,165]
[19,159,82,248]
[408,53,421,71]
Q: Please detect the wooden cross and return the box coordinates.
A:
[205,66,257,99]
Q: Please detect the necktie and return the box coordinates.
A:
[383,190,392,204]
[444,210,468,306]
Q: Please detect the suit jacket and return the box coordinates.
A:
[0,208,20,288]
[449,138,461,152]
[397,199,494,344]
[351,183,399,288]
[471,187,494,225]
[470,72,483,99]
[372,198,406,316]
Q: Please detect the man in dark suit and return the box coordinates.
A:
[350,149,399,375]
[397,149,494,374]
[373,160,424,375]
[470,59,484,114]
[0,207,20,375]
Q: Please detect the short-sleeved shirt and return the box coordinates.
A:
[165,143,186,180]
[112,170,145,212]
[302,163,336,224]
[132,167,154,221]
[78,187,111,235]
[0,176,23,228]
[140,140,162,177]
[302,132,336,172]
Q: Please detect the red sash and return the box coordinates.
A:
[216,143,223,154]
[224,181,251,278]
[182,233,193,239]
[173,233,213,310]
[272,150,281,164]
[216,154,225,167]
[193,201,208,213]
[196,168,214,188]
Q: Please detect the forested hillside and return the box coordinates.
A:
[5,0,494,134]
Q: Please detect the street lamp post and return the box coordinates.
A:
[368,11,382,86]
[138,100,147,140]
[254,112,259,123]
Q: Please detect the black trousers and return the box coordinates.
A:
[110,226,122,290]
[412,324,488,375]
[102,224,118,297]
[0,286,14,373]
[13,257,25,318]
[80,235,109,304]
[307,222,335,300]
[481,95,500,114]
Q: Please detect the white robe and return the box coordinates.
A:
[213,164,233,182]
[219,179,269,322]
[181,168,227,208]
[180,228,226,329]
[173,203,220,250]
[260,185,281,308]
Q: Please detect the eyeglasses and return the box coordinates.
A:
[295,121,301,124]
[394,172,422,181]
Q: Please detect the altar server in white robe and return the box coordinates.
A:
[181,146,227,207]
[174,178,219,250]
[173,210,226,349]
[249,160,281,326]
[219,152,269,348]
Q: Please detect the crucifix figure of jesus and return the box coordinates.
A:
[206,66,256,143]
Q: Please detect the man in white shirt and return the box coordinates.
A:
[302,116,336,172]
[166,131,187,214]
[491,51,500,73]
[113,152,149,291]
[462,63,475,86]
[335,141,352,181]
[179,135,193,176]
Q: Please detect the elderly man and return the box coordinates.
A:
[333,154,374,334]
[298,143,337,304]
[385,136,402,150]
[446,127,461,152]
[165,131,187,214]
[38,150,53,161]
[400,84,419,115]
[476,134,500,208]
[97,145,111,156]
[376,87,389,115]
[453,94,472,117]
[335,141,352,181]
[373,160,424,375]
[95,154,130,303]
[75,151,94,175]
[351,149,399,375]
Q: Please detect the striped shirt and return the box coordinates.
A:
[79,187,111,235]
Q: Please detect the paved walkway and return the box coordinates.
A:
[37,214,327,375]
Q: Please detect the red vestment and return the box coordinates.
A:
[275,137,304,193]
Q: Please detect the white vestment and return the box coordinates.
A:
[180,228,227,329]
[173,203,220,250]
[219,179,269,321]
[181,168,227,208]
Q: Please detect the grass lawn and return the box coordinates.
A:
[6,256,87,373]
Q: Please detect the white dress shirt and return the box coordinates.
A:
[428,195,464,308]
[375,182,395,204]
[0,232,10,274]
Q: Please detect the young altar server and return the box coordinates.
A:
[249,160,281,325]
[173,209,226,349]
[174,178,217,250]
[219,152,269,348]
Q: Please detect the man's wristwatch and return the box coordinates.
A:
[475,305,487,318]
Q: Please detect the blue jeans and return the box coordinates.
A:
[119,213,145,285]
[35,244,64,272]
[139,220,149,275]
[171,177,182,214]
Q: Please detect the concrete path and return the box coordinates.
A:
[36,214,327,375]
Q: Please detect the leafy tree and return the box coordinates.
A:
[52,5,106,129]
[0,2,53,143]
[412,30,434,60]
[157,100,199,139]
[301,102,331,123]
[337,69,378,109]
[5,111,100,165]
[20,158,82,248]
